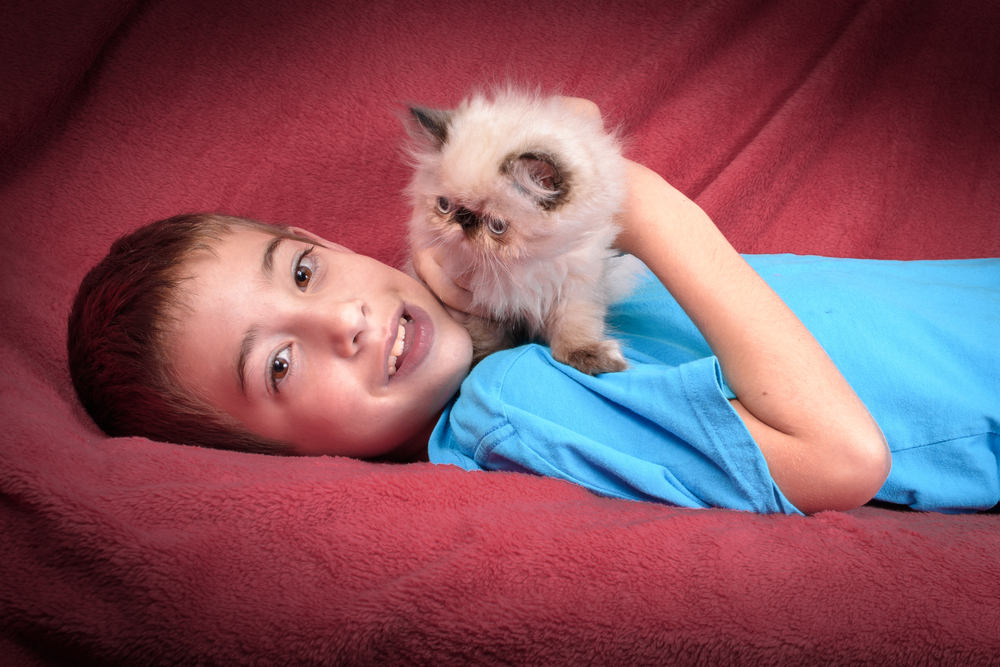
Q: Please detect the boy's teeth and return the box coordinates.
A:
[391,324,405,356]
[388,317,407,376]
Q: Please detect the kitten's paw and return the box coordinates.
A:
[553,339,628,375]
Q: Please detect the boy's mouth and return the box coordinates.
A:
[387,314,414,377]
[385,304,433,384]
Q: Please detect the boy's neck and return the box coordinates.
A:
[373,412,439,464]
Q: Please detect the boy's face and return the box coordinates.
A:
[171,227,473,460]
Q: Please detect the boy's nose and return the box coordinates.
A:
[321,299,366,357]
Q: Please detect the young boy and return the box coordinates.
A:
[68,137,999,516]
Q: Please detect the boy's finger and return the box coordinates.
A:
[411,247,475,314]
[442,303,470,324]
[557,96,602,126]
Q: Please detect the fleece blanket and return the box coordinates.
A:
[2,0,999,664]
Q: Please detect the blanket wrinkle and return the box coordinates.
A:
[0,0,140,179]
[688,0,869,201]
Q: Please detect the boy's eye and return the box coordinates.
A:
[269,346,292,392]
[295,265,312,288]
[294,247,316,290]
[272,355,289,380]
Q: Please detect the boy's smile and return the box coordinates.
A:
[170,227,473,460]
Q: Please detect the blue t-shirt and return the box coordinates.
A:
[428,255,1000,514]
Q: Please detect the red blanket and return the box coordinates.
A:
[2,1,998,664]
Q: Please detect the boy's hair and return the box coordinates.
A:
[68,213,310,455]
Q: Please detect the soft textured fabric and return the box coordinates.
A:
[4,1,1000,665]
[431,256,1000,514]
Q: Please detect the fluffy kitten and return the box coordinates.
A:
[405,89,642,374]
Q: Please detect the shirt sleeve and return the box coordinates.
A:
[430,344,802,515]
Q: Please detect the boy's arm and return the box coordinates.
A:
[618,161,890,513]
[412,97,890,513]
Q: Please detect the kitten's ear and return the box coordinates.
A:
[408,106,452,149]
[506,153,567,209]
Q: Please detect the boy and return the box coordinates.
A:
[69,118,999,515]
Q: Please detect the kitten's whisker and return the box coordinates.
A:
[490,250,517,289]
[484,251,504,288]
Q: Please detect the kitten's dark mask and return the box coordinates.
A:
[436,197,510,237]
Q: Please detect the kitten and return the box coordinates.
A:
[405,89,642,375]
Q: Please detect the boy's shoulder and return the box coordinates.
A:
[465,344,563,395]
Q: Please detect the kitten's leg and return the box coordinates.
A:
[546,298,628,375]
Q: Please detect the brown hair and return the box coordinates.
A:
[68,213,311,454]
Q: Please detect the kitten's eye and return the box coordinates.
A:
[436,197,454,215]
[294,247,315,291]
[487,217,509,235]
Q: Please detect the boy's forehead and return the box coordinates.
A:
[168,229,273,329]
[218,226,279,251]
[203,229,277,286]
[167,230,276,393]
[216,224,347,255]
[190,227,279,269]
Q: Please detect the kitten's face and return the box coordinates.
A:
[418,152,567,261]
[403,91,631,343]
[406,97,581,270]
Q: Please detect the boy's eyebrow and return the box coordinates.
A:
[260,236,285,281]
[236,326,261,399]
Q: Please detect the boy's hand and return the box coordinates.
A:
[557,96,602,124]
[411,246,475,323]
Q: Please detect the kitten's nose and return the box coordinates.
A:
[455,207,478,230]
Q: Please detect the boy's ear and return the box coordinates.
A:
[288,227,353,253]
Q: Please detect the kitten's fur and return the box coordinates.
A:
[405,89,642,374]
